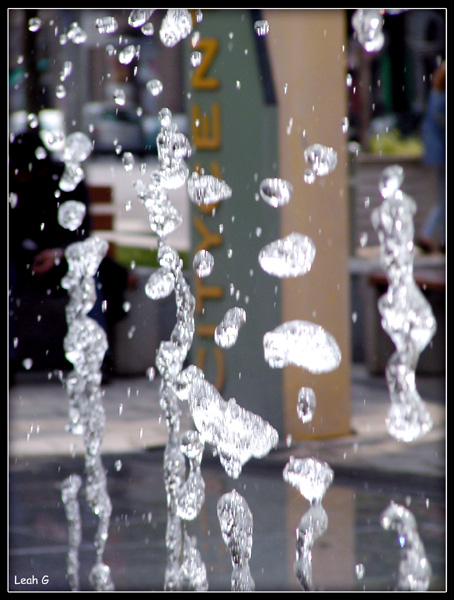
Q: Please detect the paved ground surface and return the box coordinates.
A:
[8,363,446,592]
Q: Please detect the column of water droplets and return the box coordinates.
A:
[134,107,208,590]
[57,192,114,590]
[371,165,435,443]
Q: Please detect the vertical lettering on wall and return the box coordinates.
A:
[190,24,225,391]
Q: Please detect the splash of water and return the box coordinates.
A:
[258,232,316,278]
[380,501,432,590]
[217,489,255,591]
[371,165,435,442]
[283,457,334,590]
[188,376,279,479]
[263,320,342,373]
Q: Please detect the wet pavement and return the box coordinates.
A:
[8,364,446,592]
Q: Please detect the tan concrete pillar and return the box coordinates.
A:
[265,9,352,440]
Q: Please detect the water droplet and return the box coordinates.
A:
[128,9,154,28]
[122,151,134,172]
[351,9,385,53]
[67,22,87,45]
[259,178,293,207]
[113,88,126,106]
[27,113,39,129]
[283,456,334,503]
[63,131,93,164]
[304,169,316,186]
[55,84,66,99]
[193,249,214,278]
[146,79,163,97]
[304,144,338,177]
[190,51,202,67]
[258,232,316,278]
[41,129,66,152]
[378,164,404,199]
[187,172,232,207]
[263,320,342,373]
[58,200,86,231]
[214,307,247,348]
[95,16,118,34]
[297,387,316,424]
[217,490,255,591]
[254,19,269,36]
[35,146,47,160]
[118,44,139,65]
[28,17,42,32]
[141,22,154,36]
[159,9,192,48]
[22,358,33,370]
[145,267,175,300]
[146,366,156,381]
[355,563,365,580]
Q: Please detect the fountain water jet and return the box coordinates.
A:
[371,165,436,442]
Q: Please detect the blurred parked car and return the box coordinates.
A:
[82,102,145,154]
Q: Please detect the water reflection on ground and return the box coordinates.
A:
[9,449,445,592]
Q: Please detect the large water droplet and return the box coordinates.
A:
[58,200,86,231]
[193,249,214,278]
[214,307,246,349]
[187,172,232,207]
[258,232,316,278]
[159,9,193,47]
[263,320,342,373]
[145,267,175,300]
[283,456,334,503]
